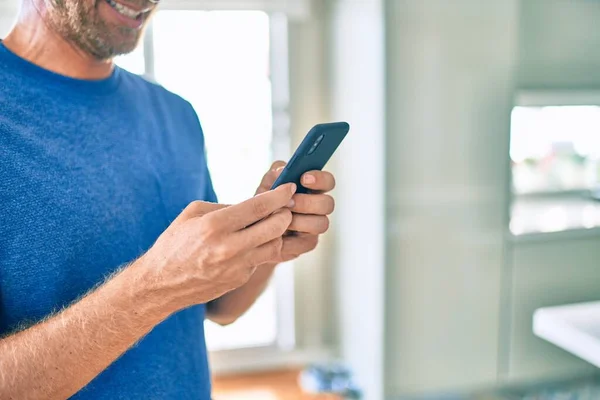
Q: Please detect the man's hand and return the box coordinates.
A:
[0,186,297,400]
[255,161,336,262]
[142,183,297,308]
[205,162,336,326]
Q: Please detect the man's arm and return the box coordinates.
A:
[0,260,171,400]
[0,186,295,400]
[206,166,336,326]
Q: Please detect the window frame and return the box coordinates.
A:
[515,90,600,108]
[509,90,600,237]
[139,7,297,358]
[159,0,311,18]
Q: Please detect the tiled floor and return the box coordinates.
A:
[213,369,342,400]
[214,371,600,400]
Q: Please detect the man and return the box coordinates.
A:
[0,0,336,398]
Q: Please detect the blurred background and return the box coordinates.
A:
[3,0,600,399]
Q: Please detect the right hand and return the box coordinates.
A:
[140,183,297,310]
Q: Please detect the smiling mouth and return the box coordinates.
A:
[104,0,152,20]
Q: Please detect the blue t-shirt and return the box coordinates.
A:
[0,42,216,399]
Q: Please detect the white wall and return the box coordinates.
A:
[0,0,18,37]
[329,0,386,399]
[384,0,519,396]
[518,0,600,89]
[288,2,336,353]
[500,0,600,384]
[324,0,600,396]
[504,0,600,384]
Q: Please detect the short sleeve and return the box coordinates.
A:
[202,161,218,203]
[183,100,219,204]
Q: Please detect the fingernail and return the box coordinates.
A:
[290,183,297,194]
[287,199,295,208]
[303,174,316,184]
[276,166,285,172]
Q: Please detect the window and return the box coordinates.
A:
[116,10,294,352]
[511,105,600,195]
[509,92,600,235]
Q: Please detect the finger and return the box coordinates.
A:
[289,194,335,215]
[301,170,336,192]
[172,201,229,226]
[270,160,287,171]
[234,208,292,251]
[256,161,288,195]
[239,236,285,268]
[281,233,319,262]
[288,214,330,235]
[214,183,296,231]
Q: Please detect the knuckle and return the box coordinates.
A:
[202,239,235,263]
[187,200,203,211]
[241,266,255,281]
[203,245,219,264]
[252,198,269,218]
[276,209,293,233]
[267,221,281,238]
[280,208,293,223]
[269,237,284,259]
[215,244,235,262]
[183,200,204,217]
[205,245,224,262]
[199,214,218,235]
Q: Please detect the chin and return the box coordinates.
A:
[110,40,141,56]
[89,31,143,59]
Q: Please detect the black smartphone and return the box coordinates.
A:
[271,122,350,193]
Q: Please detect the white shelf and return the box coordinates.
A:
[534,301,600,368]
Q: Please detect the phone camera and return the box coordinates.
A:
[307,134,325,155]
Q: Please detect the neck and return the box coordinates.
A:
[3,0,114,80]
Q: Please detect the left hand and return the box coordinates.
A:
[256,161,336,262]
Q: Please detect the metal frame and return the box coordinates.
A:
[142,22,156,82]
[516,90,600,107]
[269,12,296,351]
[158,0,311,19]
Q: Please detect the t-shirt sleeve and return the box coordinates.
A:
[183,100,219,204]
[202,161,218,203]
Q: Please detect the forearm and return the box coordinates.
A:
[206,263,277,325]
[0,258,176,400]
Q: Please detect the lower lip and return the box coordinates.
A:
[100,0,146,30]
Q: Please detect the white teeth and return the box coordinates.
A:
[115,3,140,18]
[107,0,142,19]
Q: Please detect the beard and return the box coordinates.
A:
[42,0,153,60]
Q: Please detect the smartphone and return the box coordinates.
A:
[271,122,350,193]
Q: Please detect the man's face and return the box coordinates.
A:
[42,0,157,60]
